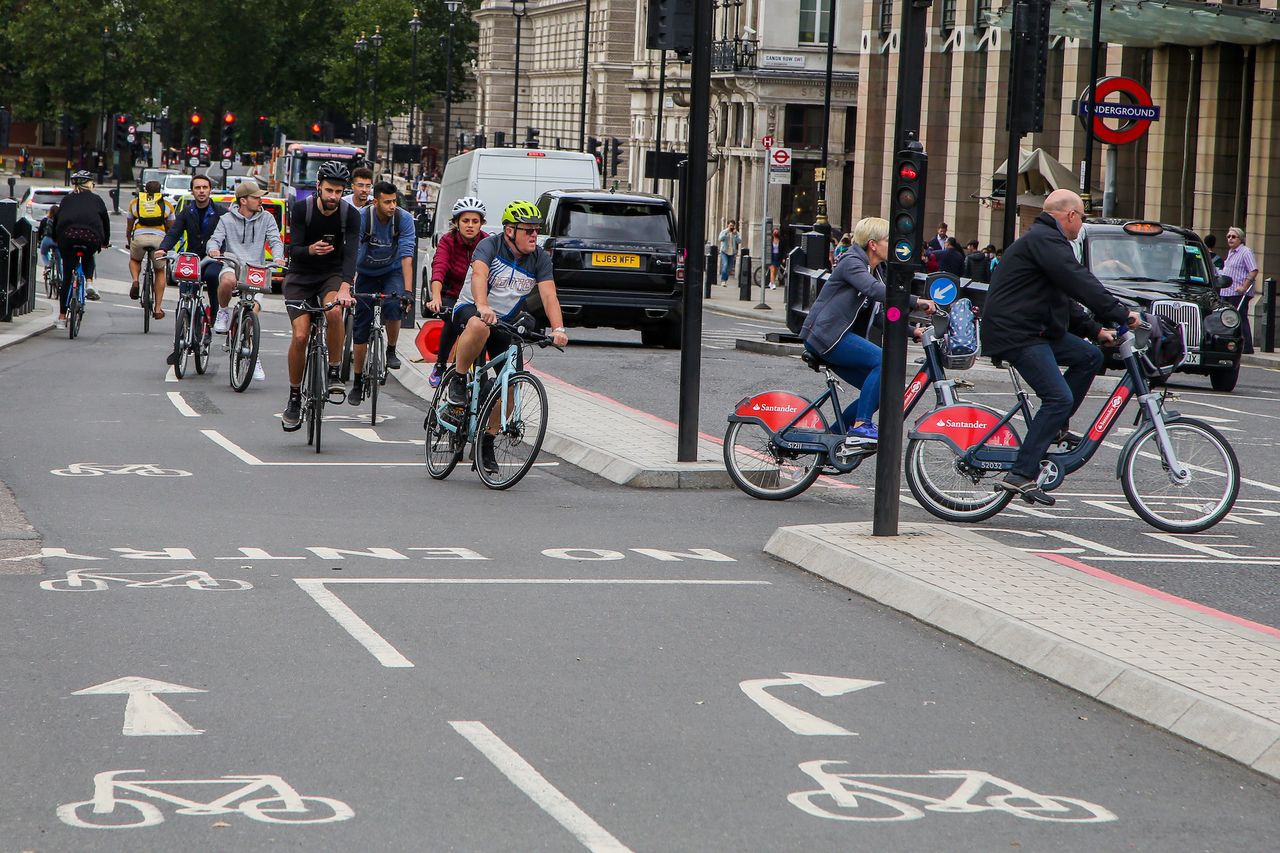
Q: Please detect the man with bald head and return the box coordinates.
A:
[980,189,1140,505]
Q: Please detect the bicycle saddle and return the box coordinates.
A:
[801,350,828,372]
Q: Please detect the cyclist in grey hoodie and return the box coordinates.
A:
[207,179,284,380]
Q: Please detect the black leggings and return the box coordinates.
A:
[434,298,459,368]
[58,241,98,314]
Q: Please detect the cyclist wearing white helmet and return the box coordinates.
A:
[424,196,490,387]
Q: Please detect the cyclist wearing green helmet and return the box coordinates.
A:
[444,200,570,413]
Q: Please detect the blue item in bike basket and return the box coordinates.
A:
[942,297,979,370]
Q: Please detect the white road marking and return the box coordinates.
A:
[295,578,771,668]
[201,429,421,466]
[73,677,206,736]
[450,721,633,853]
[739,673,881,736]
[202,429,264,464]
[164,366,178,383]
[342,427,424,446]
[166,391,199,418]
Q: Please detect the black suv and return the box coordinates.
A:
[1081,219,1244,392]
[534,190,682,348]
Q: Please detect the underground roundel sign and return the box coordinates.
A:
[1077,76,1161,146]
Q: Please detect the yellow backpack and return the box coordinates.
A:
[136,192,170,227]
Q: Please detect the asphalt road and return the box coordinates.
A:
[2,293,1279,849]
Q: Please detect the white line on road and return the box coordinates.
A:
[166,391,200,418]
[1102,439,1280,495]
[202,429,264,464]
[201,429,422,466]
[295,578,771,668]
[450,721,633,853]
[164,366,178,383]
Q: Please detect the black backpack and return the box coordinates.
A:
[1144,311,1186,372]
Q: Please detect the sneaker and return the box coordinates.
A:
[386,347,401,370]
[445,374,467,407]
[282,395,302,431]
[348,377,365,406]
[479,433,499,475]
[327,366,344,394]
[428,366,444,388]
[129,281,140,300]
[844,421,879,445]
[994,473,1056,506]
[1054,428,1084,449]
[213,308,231,334]
[253,361,266,382]
[86,286,100,301]
[54,317,67,330]
[166,350,177,366]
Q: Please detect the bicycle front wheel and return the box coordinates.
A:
[367,328,384,425]
[340,308,355,381]
[476,372,548,489]
[229,310,259,392]
[194,306,211,375]
[173,304,192,379]
[905,437,1012,522]
[68,280,83,339]
[141,267,153,334]
[309,340,327,453]
[723,420,822,500]
[1121,418,1239,533]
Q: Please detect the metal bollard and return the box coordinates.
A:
[738,249,752,301]
[704,243,716,298]
[6,176,14,199]
[802,229,827,271]
[1263,277,1276,353]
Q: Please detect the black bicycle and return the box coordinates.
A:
[351,292,411,425]
[219,257,273,392]
[43,248,62,300]
[169,253,211,379]
[285,298,345,453]
[138,245,157,334]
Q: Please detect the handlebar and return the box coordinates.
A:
[284,299,343,314]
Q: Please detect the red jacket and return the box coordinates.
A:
[430,229,490,300]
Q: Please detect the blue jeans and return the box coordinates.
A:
[719,251,734,282]
[808,333,882,429]
[40,236,57,266]
[1002,335,1104,480]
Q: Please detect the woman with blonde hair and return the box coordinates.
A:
[799,216,935,445]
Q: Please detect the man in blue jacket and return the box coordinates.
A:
[980,189,1139,506]
[348,181,415,406]
[156,174,225,315]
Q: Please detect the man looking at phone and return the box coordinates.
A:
[280,161,359,432]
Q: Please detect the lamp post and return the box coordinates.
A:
[443,0,461,165]
[370,26,384,165]
[354,32,367,133]
[409,9,422,157]
[512,0,528,142]
[100,26,110,179]
[579,0,590,150]
[814,0,836,231]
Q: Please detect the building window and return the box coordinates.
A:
[940,0,957,35]
[799,0,832,45]
[784,105,825,150]
[879,0,894,37]
[842,106,857,153]
[973,0,994,32]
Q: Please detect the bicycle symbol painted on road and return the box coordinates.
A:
[50,463,192,478]
[57,769,353,828]
[40,570,252,592]
[788,762,1116,823]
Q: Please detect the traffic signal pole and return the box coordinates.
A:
[873,0,930,537]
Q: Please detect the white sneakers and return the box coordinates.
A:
[253,361,266,382]
[213,308,231,334]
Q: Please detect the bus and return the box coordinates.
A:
[270,141,366,205]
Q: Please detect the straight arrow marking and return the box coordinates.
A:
[73,676,206,736]
[739,673,883,736]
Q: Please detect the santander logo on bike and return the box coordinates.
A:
[753,403,799,413]
[1089,389,1130,440]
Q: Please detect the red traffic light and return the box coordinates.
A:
[223,112,235,124]
[310,122,322,133]
[115,115,126,124]
[190,113,202,125]
[897,162,919,181]
[257,115,266,122]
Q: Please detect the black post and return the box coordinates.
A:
[1080,0,1103,212]
[737,249,752,301]
[513,2,526,142]
[100,28,109,183]
[704,242,715,299]
[651,50,666,193]
[371,31,382,167]
[1263,277,1277,353]
[409,11,421,160]
[443,4,457,166]
[873,0,930,537]
[814,0,837,230]
[579,0,591,150]
[677,0,713,462]
[1003,1,1026,250]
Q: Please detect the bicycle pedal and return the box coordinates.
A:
[328,389,347,404]
[954,379,976,390]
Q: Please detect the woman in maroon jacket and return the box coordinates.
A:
[425,197,490,386]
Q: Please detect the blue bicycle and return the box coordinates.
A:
[424,313,557,489]
[64,244,91,340]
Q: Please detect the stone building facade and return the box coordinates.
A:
[852,0,1280,279]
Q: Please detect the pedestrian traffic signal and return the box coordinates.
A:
[887,147,928,267]
[645,0,695,53]
[524,127,540,149]
[493,130,506,149]
[187,113,202,149]
[609,137,622,175]
[220,112,236,153]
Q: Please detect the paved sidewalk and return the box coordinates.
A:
[703,281,788,324]
[765,521,1280,781]
[0,299,55,351]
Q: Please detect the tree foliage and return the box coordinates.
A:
[0,0,478,140]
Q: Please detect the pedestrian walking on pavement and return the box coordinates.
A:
[963,240,989,282]
[717,220,740,284]
[768,228,781,289]
[1221,227,1259,354]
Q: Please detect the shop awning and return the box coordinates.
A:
[987,0,1280,48]
[990,147,1080,207]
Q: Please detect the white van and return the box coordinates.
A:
[431,148,600,244]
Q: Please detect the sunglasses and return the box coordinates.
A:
[512,226,541,236]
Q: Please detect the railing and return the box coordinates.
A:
[0,202,37,321]
[712,38,759,72]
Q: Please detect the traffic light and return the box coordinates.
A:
[220,112,236,153]
[645,0,695,53]
[1008,0,1051,135]
[473,132,486,150]
[113,113,133,150]
[524,127,540,149]
[255,115,268,147]
[587,137,601,173]
[493,130,506,148]
[309,121,322,140]
[887,148,929,269]
[609,137,622,175]
[187,112,202,151]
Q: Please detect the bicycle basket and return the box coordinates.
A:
[941,297,979,371]
[1140,311,1185,378]
[173,252,200,281]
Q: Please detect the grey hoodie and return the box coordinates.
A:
[207,204,283,269]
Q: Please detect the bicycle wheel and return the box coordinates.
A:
[141,264,153,334]
[340,307,354,381]
[241,795,354,825]
[786,789,923,822]
[68,277,83,340]
[57,797,164,829]
[425,368,464,479]
[1120,418,1239,533]
[905,438,1013,522]
[476,372,548,489]
[229,309,258,392]
[723,420,822,500]
[310,338,327,453]
[173,304,192,379]
[43,265,56,299]
[193,306,211,375]
[367,328,384,425]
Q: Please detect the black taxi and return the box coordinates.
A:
[1081,219,1244,392]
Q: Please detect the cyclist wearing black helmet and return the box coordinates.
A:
[52,171,110,328]
[444,200,570,412]
[280,160,359,432]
